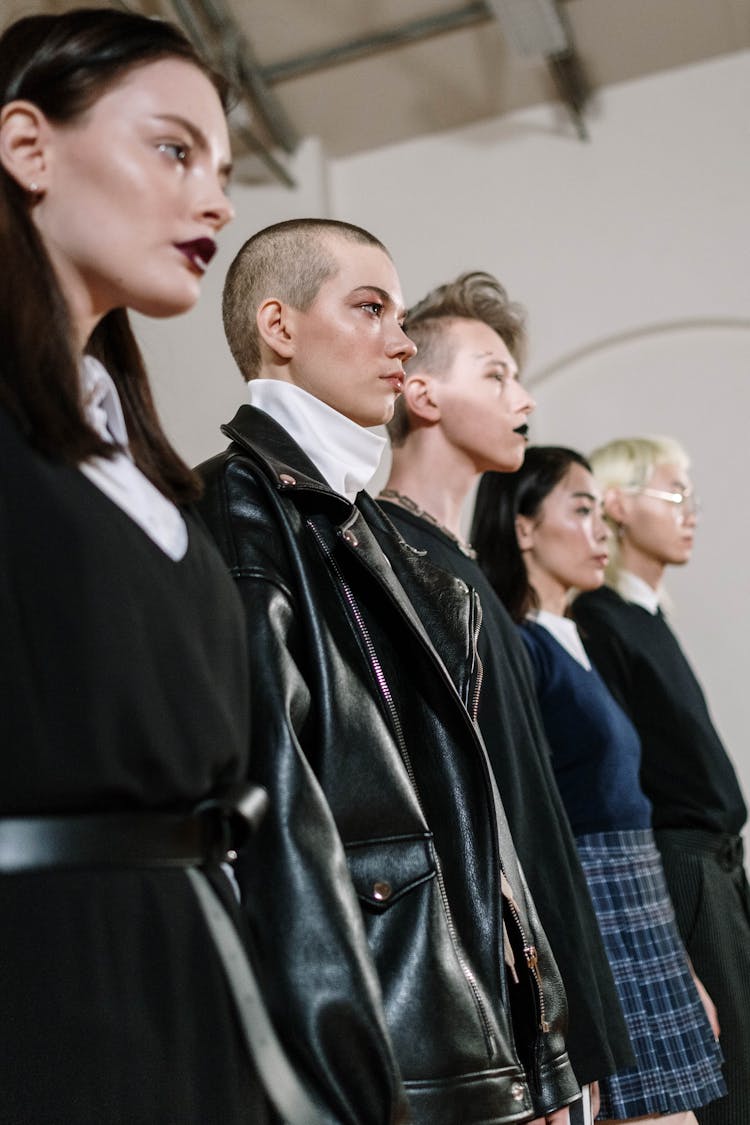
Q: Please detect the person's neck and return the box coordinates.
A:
[619,545,665,591]
[525,560,568,617]
[385,433,476,537]
[536,588,568,618]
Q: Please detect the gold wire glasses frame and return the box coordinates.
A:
[622,486,701,519]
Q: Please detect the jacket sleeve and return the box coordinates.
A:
[502,844,582,1116]
[196,457,409,1125]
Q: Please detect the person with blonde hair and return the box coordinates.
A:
[572,435,750,1125]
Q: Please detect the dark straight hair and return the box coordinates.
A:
[470,446,592,622]
[0,8,229,502]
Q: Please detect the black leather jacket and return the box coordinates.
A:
[196,406,580,1125]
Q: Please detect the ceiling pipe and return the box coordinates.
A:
[261,3,490,83]
[169,0,298,186]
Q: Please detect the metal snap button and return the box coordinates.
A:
[342,529,359,547]
[372,881,392,902]
[279,473,296,486]
[510,1081,526,1102]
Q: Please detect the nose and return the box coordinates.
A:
[197,178,235,233]
[513,380,536,415]
[386,322,417,364]
[593,510,609,541]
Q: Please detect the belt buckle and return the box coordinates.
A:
[195,783,269,862]
[717,835,743,871]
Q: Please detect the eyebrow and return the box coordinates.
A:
[571,491,597,502]
[476,352,519,376]
[351,285,406,320]
[154,113,233,181]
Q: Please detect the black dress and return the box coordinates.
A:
[0,406,269,1124]
[573,585,750,1125]
[380,502,636,1088]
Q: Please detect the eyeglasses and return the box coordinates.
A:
[623,486,700,520]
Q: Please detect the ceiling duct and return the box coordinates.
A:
[485,0,570,56]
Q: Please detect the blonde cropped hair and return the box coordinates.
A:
[589,435,691,586]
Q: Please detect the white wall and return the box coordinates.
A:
[330,50,750,806]
[135,51,750,804]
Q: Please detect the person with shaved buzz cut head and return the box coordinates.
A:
[197,221,581,1125]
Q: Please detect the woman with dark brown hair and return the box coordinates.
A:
[0,9,287,1122]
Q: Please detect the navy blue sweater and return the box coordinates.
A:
[520,621,651,837]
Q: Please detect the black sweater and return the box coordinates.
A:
[0,406,263,1124]
[573,585,746,835]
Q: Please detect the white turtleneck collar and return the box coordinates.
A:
[247,379,387,502]
[616,570,661,615]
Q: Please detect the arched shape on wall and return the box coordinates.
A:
[527,316,750,810]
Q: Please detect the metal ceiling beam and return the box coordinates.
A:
[169,0,298,186]
[172,0,298,152]
[260,0,591,143]
[261,3,490,84]
[486,0,592,139]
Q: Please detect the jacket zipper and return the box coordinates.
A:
[308,519,497,1058]
[468,590,484,723]
[500,872,550,1033]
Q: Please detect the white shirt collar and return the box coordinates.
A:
[247,379,387,502]
[78,355,187,562]
[617,570,661,615]
[531,609,591,670]
[80,355,129,448]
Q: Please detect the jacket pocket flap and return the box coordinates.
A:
[345,835,435,911]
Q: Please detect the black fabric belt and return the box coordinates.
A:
[0,783,268,872]
[0,785,326,1125]
[655,827,746,872]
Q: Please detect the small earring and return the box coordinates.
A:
[28,182,39,193]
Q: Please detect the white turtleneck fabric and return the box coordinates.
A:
[532,609,592,670]
[78,355,188,561]
[616,570,661,615]
[247,379,387,501]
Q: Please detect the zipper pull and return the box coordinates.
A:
[524,946,550,1032]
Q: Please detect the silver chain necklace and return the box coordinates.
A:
[378,489,477,559]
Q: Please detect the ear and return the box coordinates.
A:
[0,100,50,195]
[402,372,440,424]
[515,512,535,551]
[603,486,627,526]
[256,298,295,363]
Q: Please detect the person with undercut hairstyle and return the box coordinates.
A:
[380,271,636,1125]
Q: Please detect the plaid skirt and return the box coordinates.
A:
[576,829,726,1120]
